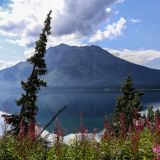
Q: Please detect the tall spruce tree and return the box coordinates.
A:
[3,11,52,135]
[114,76,144,131]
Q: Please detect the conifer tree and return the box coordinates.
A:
[114,76,144,131]
[3,11,52,135]
[147,105,154,123]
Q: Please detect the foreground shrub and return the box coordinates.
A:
[0,135,47,160]
[0,128,159,159]
[138,129,154,160]
[101,138,131,160]
[47,134,102,160]
[2,107,160,159]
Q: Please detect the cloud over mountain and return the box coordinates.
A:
[0,60,20,70]
[108,48,160,65]
[0,0,123,49]
[53,0,116,36]
[89,17,126,42]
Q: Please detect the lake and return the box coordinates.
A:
[0,89,160,134]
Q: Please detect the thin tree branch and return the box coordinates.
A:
[35,105,68,139]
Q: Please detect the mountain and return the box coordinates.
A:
[1,43,160,89]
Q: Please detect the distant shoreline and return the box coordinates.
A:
[0,86,160,92]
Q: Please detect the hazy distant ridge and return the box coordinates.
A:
[0,44,160,89]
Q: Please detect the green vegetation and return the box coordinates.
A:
[114,76,144,132]
[0,117,160,159]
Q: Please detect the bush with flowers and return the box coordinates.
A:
[0,107,160,159]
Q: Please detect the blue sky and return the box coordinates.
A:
[0,0,160,70]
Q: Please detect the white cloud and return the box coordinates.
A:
[0,46,5,50]
[107,48,160,65]
[129,18,141,23]
[0,0,122,49]
[53,0,116,36]
[23,33,87,58]
[116,0,125,3]
[0,60,20,70]
[89,17,126,42]
[5,39,20,45]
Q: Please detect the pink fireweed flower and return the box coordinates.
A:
[155,113,160,132]
[129,130,140,159]
[153,145,160,153]
[104,119,110,130]
[79,113,86,134]
[102,118,111,141]
[146,116,152,130]
[128,125,133,134]
[133,108,139,120]
[35,124,42,136]
[153,144,160,160]
[93,128,97,139]
[133,118,144,132]
[54,119,64,138]
[119,112,126,138]
[18,120,25,139]
[78,113,89,142]
[153,146,157,153]
[28,120,35,140]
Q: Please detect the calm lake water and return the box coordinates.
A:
[0,89,160,134]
